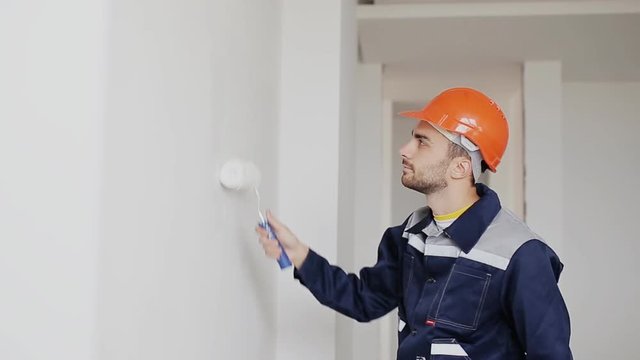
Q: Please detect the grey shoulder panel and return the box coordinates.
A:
[463,209,543,270]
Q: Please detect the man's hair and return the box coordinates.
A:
[447,142,470,161]
[447,142,475,184]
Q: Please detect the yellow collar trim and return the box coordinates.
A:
[433,203,473,222]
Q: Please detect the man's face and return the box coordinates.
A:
[399,121,452,195]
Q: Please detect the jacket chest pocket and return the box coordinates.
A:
[431,263,491,331]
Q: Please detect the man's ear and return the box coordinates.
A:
[450,157,473,180]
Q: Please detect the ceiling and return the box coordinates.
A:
[375,0,600,3]
[358,1,640,81]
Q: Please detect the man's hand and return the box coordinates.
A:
[255,211,309,269]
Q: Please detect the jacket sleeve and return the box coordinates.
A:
[501,239,573,359]
[293,227,402,322]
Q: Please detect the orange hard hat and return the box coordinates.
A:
[399,87,509,172]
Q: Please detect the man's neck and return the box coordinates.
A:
[427,184,480,216]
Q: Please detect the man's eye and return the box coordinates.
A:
[418,139,428,146]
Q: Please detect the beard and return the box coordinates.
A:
[401,158,449,195]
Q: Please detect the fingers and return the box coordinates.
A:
[255,225,268,238]
[266,210,286,231]
[266,210,293,243]
[255,225,282,260]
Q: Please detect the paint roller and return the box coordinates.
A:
[219,159,292,269]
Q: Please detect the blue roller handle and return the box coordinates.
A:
[259,219,292,269]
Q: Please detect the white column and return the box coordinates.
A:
[380,98,398,360]
[277,1,356,360]
[523,61,564,256]
[336,2,358,359]
[349,64,385,360]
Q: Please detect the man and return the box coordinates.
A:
[257,87,572,359]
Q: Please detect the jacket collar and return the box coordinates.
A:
[403,183,501,254]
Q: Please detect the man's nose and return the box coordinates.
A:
[399,140,413,158]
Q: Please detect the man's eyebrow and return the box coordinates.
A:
[411,130,432,143]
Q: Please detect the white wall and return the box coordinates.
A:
[98,0,281,359]
[2,1,361,359]
[277,1,357,360]
[0,0,105,358]
[561,82,640,359]
[0,0,284,356]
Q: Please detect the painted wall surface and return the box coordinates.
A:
[561,82,640,360]
[98,0,281,359]
[276,1,357,360]
[0,0,106,358]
